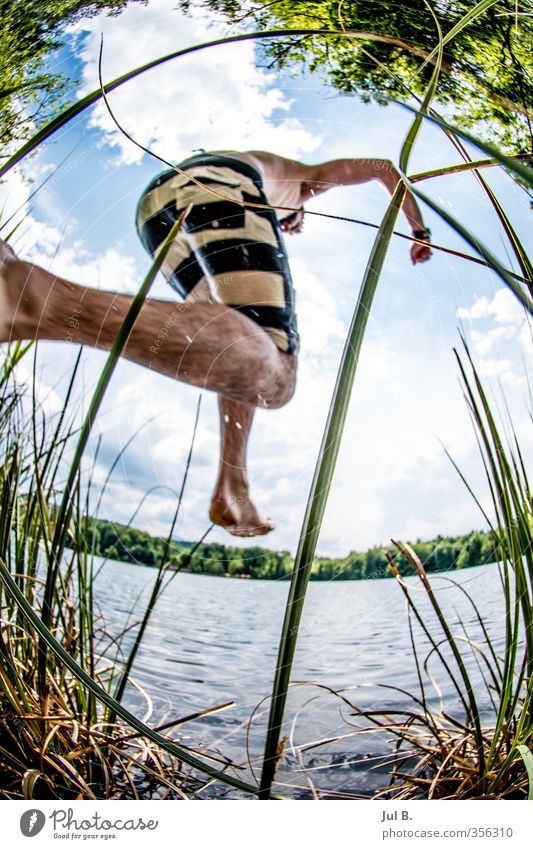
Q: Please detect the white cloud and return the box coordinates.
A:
[2,166,140,295]
[291,258,345,354]
[0,172,30,226]
[71,0,320,167]
[13,360,64,416]
[456,287,532,387]
[518,322,533,352]
[2,1,531,559]
[458,288,529,326]
[470,326,509,356]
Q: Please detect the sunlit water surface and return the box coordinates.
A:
[94,559,506,798]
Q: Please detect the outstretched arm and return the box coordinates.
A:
[301,158,431,264]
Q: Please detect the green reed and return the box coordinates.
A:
[0,226,256,796]
[0,352,255,796]
[367,341,533,798]
[259,0,531,798]
[288,348,532,797]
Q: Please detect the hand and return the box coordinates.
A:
[410,228,432,265]
[280,207,304,235]
[410,240,432,264]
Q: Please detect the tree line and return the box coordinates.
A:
[75,517,502,580]
[3,2,531,153]
[180,0,532,153]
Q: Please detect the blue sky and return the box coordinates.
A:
[2,0,531,556]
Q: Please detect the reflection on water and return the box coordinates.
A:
[94,559,506,797]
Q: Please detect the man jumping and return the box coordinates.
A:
[0,150,431,537]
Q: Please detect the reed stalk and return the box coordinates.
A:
[258,181,407,797]
[364,344,533,799]
[259,0,451,794]
[37,209,192,688]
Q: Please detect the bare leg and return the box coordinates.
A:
[209,397,274,537]
[0,246,296,407]
[0,243,296,537]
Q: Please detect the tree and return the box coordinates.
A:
[480,533,500,565]
[180,0,532,152]
[83,516,501,578]
[0,0,146,150]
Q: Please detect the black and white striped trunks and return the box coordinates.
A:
[135,152,300,355]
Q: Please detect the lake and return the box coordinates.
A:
[93,558,507,798]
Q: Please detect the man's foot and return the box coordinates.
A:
[209,484,275,537]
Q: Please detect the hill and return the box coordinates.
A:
[74,518,502,580]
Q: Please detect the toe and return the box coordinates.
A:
[227,524,255,538]
[226,519,274,538]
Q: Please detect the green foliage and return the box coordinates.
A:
[0,362,207,797]
[83,516,503,580]
[181,0,533,152]
[0,0,146,148]
[372,345,533,798]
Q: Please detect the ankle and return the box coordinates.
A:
[214,472,249,497]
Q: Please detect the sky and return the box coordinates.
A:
[1,0,532,557]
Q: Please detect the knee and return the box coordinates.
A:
[254,354,297,409]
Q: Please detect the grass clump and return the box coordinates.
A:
[0,352,247,799]
[308,346,533,800]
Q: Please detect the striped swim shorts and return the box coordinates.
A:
[135,152,300,355]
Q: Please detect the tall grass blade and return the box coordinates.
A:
[258,181,407,799]
[410,0,500,82]
[410,154,532,183]
[393,540,486,781]
[422,129,533,294]
[0,555,258,795]
[399,0,443,173]
[39,209,191,685]
[97,56,531,292]
[517,746,533,799]
[0,28,390,179]
[399,103,533,189]
[1,15,516,180]
[109,396,202,713]
[404,180,533,316]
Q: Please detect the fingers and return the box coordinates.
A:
[410,244,432,264]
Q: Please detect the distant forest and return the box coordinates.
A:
[74,518,502,581]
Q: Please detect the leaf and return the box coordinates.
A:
[517,745,533,800]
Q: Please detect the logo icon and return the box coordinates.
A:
[20,810,46,837]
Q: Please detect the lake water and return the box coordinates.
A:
[93,558,507,798]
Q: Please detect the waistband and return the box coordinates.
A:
[140,153,265,198]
